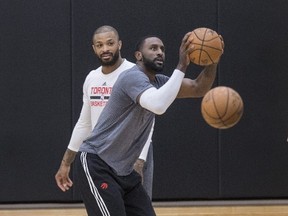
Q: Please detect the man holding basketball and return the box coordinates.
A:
[55,25,154,199]
[74,32,224,216]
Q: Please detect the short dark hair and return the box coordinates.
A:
[92,25,120,43]
[135,35,159,52]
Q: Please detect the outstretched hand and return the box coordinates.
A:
[213,34,225,64]
[177,32,194,72]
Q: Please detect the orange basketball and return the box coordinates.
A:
[189,27,223,66]
[201,86,244,129]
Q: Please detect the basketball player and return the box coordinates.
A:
[74,33,224,216]
[55,25,154,198]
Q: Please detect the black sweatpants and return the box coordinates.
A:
[75,152,156,216]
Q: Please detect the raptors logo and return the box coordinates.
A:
[100,183,108,190]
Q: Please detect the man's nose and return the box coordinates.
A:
[102,44,110,52]
[157,49,164,56]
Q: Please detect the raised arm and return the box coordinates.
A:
[177,63,218,98]
[177,35,224,98]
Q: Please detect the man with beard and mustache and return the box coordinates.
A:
[55,26,154,199]
[73,33,224,216]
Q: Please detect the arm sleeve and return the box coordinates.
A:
[67,83,92,152]
[138,119,155,161]
[139,69,185,115]
[67,101,92,152]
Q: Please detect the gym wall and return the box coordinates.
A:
[1,0,288,203]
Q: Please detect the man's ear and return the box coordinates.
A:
[135,51,142,61]
[118,40,122,50]
[92,44,97,54]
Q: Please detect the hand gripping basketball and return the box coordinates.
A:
[189,27,224,66]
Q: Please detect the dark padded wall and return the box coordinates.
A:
[0,0,72,202]
[1,0,288,203]
[218,0,288,199]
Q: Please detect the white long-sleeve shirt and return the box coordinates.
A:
[67,59,152,161]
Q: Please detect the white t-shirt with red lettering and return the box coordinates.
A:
[67,59,136,152]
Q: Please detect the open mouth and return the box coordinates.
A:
[155,58,164,65]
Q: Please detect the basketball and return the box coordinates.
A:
[201,86,244,129]
[189,27,223,66]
